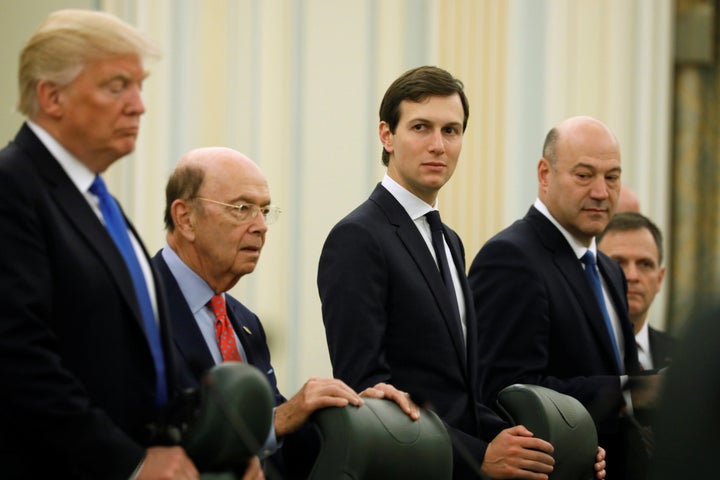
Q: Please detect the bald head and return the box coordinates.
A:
[164,147,266,231]
[617,184,640,213]
[538,116,622,246]
[542,116,620,167]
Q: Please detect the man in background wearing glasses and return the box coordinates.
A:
[152,146,419,478]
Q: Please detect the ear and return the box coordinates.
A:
[36,80,64,118]
[537,157,551,189]
[657,265,666,289]
[379,121,394,154]
[172,199,196,241]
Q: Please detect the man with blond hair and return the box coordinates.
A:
[0,10,200,479]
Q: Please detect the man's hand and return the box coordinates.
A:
[274,377,363,436]
[594,446,606,479]
[359,382,420,421]
[481,426,554,479]
[138,446,198,480]
[240,457,264,480]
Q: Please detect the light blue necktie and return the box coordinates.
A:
[90,175,167,407]
[581,250,622,370]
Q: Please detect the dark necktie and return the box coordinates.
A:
[425,210,461,328]
[89,175,167,406]
[581,250,622,369]
[208,294,242,362]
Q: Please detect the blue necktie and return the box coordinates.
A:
[426,211,462,331]
[581,250,622,370]
[90,175,167,407]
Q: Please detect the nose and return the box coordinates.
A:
[589,176,609,200]
[248,209,269,233]
[428,129,445,154]
[124,84,145,116]
[623,263,639,281]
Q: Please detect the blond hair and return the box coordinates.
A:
[18,9,160,117]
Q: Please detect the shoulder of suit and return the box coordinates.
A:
[649,326,677,342]
[224,293,256,317]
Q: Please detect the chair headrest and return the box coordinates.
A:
[182,362,274,472]
[308,397,452,480]
[496,384,598,480]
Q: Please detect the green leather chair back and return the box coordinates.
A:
[182,362,274,474]
[307,397,452,480]
[496,384,598,480]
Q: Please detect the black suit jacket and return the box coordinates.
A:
[152,251,284,406]
[648,326,675,370]
[468,205,640,479]
[318,184,507,479]
[0,124,177,479]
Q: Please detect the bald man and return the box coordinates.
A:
[152,147,418,478]
[469,116,646,480]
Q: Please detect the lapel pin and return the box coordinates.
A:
[243,326,252,335]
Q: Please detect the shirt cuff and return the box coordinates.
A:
[258,407,281,459]
[620,374,634,415]
[129,456,144,480]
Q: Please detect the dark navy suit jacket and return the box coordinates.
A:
[318,184,507,479]
[468,205,641,479]
[152,251,285,407]
[0,124,176,479]
[649,326,675,370]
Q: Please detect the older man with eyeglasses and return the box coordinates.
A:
[152,147,419,478]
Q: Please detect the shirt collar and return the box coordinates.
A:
[161,245,218,314]
[635,319,650,353]
[382,173,437,220]
[26,120,96,193]
[533,198,597,260]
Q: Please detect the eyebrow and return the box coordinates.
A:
[228,194,271,207]
[407,116,463,128]
[100,71,150,84]
[573,162,622,173]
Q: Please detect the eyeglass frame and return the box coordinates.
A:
[194,197,281,225]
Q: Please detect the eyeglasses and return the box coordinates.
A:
[195,197,281,225]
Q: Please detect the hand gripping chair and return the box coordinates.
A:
[307,397,453,480]
[181,362,275,480]
[496,384,598,480]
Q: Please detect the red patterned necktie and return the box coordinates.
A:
[208,294,242,362]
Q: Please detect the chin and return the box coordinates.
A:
[236,262,258,275]
[112,139,137,157]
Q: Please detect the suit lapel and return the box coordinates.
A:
[154,253,216,379]
[18,125,145,332]
[526,207,622,374]
[648,327,673,369]
[370,185,468,373]
[225,300,256,365]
